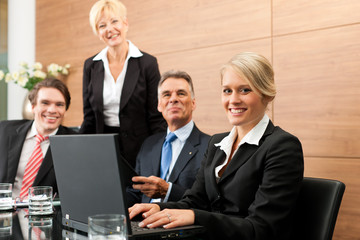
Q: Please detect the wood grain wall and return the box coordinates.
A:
[36,0,360,239]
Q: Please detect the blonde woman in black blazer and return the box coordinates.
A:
[129,52,304,240]
[80,0,166,167]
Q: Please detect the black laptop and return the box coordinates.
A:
[50,134,205,240]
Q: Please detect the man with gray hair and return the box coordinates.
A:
[127,70,209,206]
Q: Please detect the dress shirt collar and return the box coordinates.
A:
[214,114,269,155]
[26,121,59,140]
[167,120,194,143]
[92,40,143,62]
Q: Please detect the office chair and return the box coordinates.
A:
[291,177,346,240]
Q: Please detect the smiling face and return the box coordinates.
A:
[96,11,128,47]
[157,77,196,131]
[32,87,66,136]
[221,68,270,135]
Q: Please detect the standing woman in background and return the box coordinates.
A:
[80,0,166,167]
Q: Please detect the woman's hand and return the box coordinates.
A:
[139,209,195,229]
[128,203,160,220]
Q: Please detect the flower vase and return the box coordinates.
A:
[22,92,34,120]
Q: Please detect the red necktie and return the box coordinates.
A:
[20,134,48,199]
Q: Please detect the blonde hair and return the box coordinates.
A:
[220,52,276,99]
[89,0,127,35]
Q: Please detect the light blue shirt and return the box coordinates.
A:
[153,120,194,202]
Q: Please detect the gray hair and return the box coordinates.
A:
[158,70,195,99]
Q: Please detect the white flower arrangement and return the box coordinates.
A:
[0,61,70,91]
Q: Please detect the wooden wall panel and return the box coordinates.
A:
[304,157,360,240]
[124,0,271,55]
[0,0,6,53]
[273,0,360,35]
[36,0,104,127]
[273,24,360,158]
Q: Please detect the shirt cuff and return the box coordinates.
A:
[162,182,173,202]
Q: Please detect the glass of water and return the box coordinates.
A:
[0,212,12,237]
[28,215,53,239]
[88,214,127,240]
[0,183,12,210]
[28,186,53,215]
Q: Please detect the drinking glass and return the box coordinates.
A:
[28,186,53,215]
[0,183,12,210]
[0,212,12,237]
[28,215,53,239]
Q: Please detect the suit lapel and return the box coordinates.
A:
[151,134,165,177]
[169,143,198,183]
[218,144,258,183]
[120,58,140,111]
[168,126,201,182]
[7,121,32,183]
[91,61,105,113]
[218,121,275,183]
[206,146,225,201]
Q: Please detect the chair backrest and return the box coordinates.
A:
[291,177,345,240]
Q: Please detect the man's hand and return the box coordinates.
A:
[132,176,169,199]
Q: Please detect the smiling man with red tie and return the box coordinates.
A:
[0,78,76,200]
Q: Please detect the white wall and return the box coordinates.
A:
[7,0,35,119]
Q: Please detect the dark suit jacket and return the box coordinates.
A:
[0,120,76,196]
[158,121,304,240]
[127,125,210,206]
[80,51,167,167]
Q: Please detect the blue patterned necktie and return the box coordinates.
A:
[160,132,177,179]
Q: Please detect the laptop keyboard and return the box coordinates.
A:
[131,221,163,232]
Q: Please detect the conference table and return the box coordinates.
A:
[0,206,75,239]
[0,206,204,239]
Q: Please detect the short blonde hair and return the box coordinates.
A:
[89,0,127,35]
[220,52,276,99]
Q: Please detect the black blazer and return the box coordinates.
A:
[158,121,304,240]
[80,51,167,167]
[127,125,210,206]
[0,120,76,196]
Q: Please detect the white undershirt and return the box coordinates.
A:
[13,122,58,199]
[93,40,143,127]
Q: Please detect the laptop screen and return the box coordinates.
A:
[50,134,133,233]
